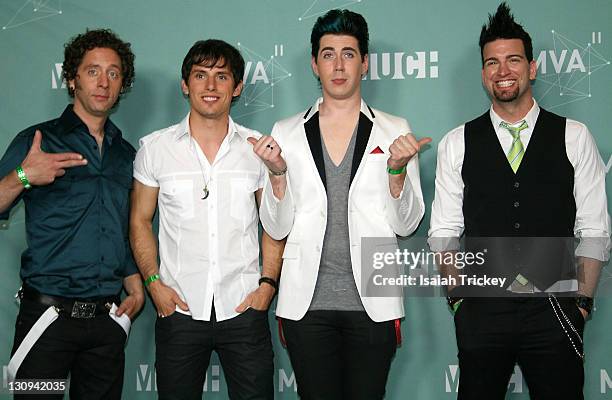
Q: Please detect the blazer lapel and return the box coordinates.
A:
[304,111,327,190]
[350,112,373,185]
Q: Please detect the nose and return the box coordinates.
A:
[98,72,109,88]
[206,75,216,91]
[334,56,344,71]
[497,61,510,76]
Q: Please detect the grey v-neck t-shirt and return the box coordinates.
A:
[309,127,365,311]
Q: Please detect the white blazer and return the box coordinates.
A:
[260,98,425,322]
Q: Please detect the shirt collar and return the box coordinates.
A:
[174,112,242,143]
[489,98,540,130]
[56,104,121,144]
[302,97,376,123]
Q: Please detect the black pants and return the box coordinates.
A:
[155,308,274,400]
[454,297,585,400]
[281,310,397,400]
[11,298,127,400]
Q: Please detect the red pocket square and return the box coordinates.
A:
[370,146,384,154]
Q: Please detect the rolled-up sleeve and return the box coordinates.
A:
[428,126,466,252]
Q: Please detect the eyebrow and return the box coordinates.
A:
[82,63,121,70]
[191,65,230,73]
[484,54,525,63]
[320,46,358,53]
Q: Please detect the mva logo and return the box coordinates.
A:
[445,364,523,393]
[51,63,65,89]
[135,364,220,392]
[602,369,612,393]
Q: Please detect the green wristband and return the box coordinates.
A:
[144,274,160,287]
[452,299,463,314]
[387,165,407,175]
[15,166,31,189]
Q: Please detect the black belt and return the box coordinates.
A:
[19,286,120,319]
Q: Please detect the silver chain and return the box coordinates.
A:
[548,295,584,360]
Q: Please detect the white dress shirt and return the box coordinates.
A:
[134,114,265,321]
[429,100,610,267]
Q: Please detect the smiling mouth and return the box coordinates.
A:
[496,80,516,88]
[202,96,219,102]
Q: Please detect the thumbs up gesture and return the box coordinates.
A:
[247,136,287,175]
[20,130,88,186]
[387,133,432,171]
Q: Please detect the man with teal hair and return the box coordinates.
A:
[252,9,429,399]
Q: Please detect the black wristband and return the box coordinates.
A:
[259,276,278,291]
[575,295,593,315]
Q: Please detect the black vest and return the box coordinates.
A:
[461,108,576,291]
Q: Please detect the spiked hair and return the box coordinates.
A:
[479,2,533,65]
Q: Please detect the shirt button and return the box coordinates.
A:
[514,223,520,229]
[101,256,105,262]
[513,201,519,208]
[93,145,97,150]
[514,182,520,188]
[101,227,106,232]
[315,246,321,252]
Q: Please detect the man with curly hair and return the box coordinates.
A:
[0,29,143,399]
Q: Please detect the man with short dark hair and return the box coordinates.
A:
[130,39,283,399]
[254,9,428,399]
[429,3,610,399]
[0,29,143,399]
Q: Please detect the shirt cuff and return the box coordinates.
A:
[427,236,461,252]
[133,171,159,188]
[575,236,611,262]
[122,248,139,277]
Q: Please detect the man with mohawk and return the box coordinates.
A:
[429,3,609,399]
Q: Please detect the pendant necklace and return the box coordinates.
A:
[191,137,211,200]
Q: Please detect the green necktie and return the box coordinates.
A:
[500,120,528,173]
[501,120,530,289]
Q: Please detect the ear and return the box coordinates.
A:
[311,56,319,78]
[181,79,189,96]
[528,59,537,81]
[361,53,369,76]
[68,78,76,92]
[233,81,244,98]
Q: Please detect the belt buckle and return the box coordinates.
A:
[71,301,97,318]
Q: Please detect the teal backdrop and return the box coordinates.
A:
[1,0,611,398]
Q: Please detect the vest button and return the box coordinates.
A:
[513,201,519,208]
[514,222,520,229]
[514,182,520,188]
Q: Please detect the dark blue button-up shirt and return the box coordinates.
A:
[0,105,138,298]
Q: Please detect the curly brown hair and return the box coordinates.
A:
[62,29,135,104]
